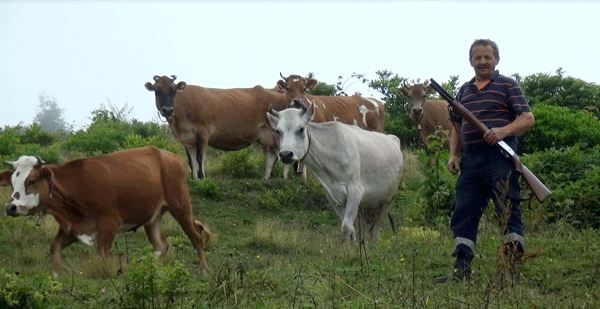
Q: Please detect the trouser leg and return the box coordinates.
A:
[451,164,488,257]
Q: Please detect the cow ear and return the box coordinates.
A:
[39,167,53,183]
[426,86,436,95]
[266,106,279,129]
[176,82,187,91]
[397,87,408,97]
[277,80,286,90]
[145,82,155,91]
[0,170,13,186]
[305,79,318,91]
[305,99,315,122]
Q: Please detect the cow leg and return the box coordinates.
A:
[50,228,79,276]
[169,208,209,274]
[341,186,364,243]
[195,137,208,179]
[263,148,278,180]
[96,220,118,258]
[144,220,168,263]
[184,145,201,179]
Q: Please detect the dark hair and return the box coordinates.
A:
[469,39,500,61]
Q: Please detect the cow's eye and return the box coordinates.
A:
[297,128,304,135]
[275,129,281,136]
[26,180,35,187]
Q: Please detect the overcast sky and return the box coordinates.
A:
[1,1,599,129]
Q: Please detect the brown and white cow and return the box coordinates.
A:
[397,84,453,150]
[1,146,210,276]
[145,75,292,180]
[277,74,385,133]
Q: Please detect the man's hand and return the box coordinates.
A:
[447,154,460,174]
[483,127,507,145]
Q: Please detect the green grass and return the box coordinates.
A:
[0,148,599,308]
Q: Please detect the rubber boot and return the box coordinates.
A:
[434,252,473,283]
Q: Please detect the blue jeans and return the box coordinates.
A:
[451,147,525,257]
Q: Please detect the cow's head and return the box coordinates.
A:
[277,73,318,107]
[1,156,53,217]
[145,75,187,119]
[397,84,436,123]
[266,99,315,164]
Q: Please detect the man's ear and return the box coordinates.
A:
[0,170,13,186]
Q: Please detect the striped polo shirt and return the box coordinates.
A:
[450,70,531,152]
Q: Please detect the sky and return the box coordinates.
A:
[1,1,599,129]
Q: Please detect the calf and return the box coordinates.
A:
[267,100,403,242]
[1,146,210,276]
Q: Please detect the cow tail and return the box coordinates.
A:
[194,220,212,245]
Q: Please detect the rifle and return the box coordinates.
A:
[429,78,551,203]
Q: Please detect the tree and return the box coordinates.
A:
[519,68,600,112]
[33,92,67,132]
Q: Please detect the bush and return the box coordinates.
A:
[0,269,62,309]
[121,249,193,308]
[63,121,127,155]
[214,147,263,179]
[522,144,600,229]
[520,104,600,154]
[123,134,182,156]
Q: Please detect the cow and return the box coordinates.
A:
[277,73,386,133]
[0,146,210,276]
[145,75,293,180]
[397,83,454,151]
[266,100,403,243]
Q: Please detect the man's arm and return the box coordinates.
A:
[483,112,535,145]
[447,126,461,174]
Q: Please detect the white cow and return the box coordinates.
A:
[266,100,403,242]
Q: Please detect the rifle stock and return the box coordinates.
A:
[429,78,551,203]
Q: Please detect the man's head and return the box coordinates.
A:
[469,39,499,80]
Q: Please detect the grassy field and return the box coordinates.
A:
[0,147,599,308]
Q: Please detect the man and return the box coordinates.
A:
[434,39,535,283]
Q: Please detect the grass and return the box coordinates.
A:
[0,147,599,308]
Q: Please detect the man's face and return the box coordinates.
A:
[470,44,498,79]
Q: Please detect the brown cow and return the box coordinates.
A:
[277,74,385,133]
[397,84,453,150]
[1,146,210,276]
[145,75,292,180]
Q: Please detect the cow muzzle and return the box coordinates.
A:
[5,204,19,217]
[160,106,174,118]
[278,150,296,164]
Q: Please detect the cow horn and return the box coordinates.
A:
[153,75,160,81]
[171,75,177,81]
[268,105,279,117]
[279,72,288,80]
[35,156,45,167]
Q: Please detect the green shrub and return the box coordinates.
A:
[520,104,600,153]
[214,147,262,179]
[0,130,20,157]
[121,249,192,308]
[522,144,600,229]
[63,122,127,155]
[415,145,456,225]
[19,124,57,147]
[0,269,62,309]
[123,134,182,155]
[189,178,220,199]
